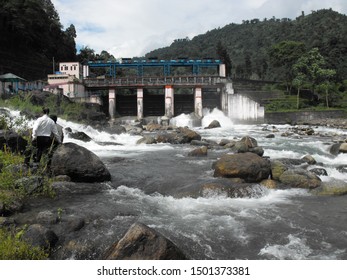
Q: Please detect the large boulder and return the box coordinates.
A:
[188,146,208,157]
[204,120,221,129]
[22,224,58,250]
[68,131,92,142]
[50,143,111,182]
[213,152,271,182]
[103,222,187,260]
[279,169,321,189]
[175,127,201,144]
[199,182,266,198]
[156,127,201,144]
[310,179,347,196]
[0,130,27,153]
[230,136,264,156]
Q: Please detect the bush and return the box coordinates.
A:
[0,228,48,260]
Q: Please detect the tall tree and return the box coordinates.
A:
[269,41,306,91]
[216,41,232,77]
[293,48,336,104]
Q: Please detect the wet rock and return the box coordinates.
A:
[175,127,201,144]
[156,127,201,144]
[68,131,92,142]
[249,147,265,157]
[279,169,321,189]
[310,179,347,196]
[51,143,111,182]
[103,125,126,135]
[136,136,156,145]
[337,165,347,173]
[231,136,263,155]
[265,134,275,138]
[146,123,162,131]
[199,183,228,197]
[213,152,271,183]
[199,182,265,198]
[219,139,235,146]
[190,140,210,146]
[270,160,287,181]
[260,179,278,189]
[204,120,221,129]
[103,222,187,260]
[188,146,208,157]
[339,143,347,153]
[22,224,58,250]
[302,155,317,165]
[36,210,59,225]
[64,215,85,232]
[330,143,341,155]
[309,168,328,176]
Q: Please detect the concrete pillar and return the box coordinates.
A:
[165,85,174,117]
[219,64,226,77]
[194,87,203,118]
[137,87,143,120]
[109,88,116,119]
[83,65,89,78]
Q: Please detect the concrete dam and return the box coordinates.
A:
[83,59,265,124]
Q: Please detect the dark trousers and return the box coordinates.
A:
[35,136,54,163]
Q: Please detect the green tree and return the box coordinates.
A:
[292,72,306,109]
[216,41,232,77]
[317,69,336,108]
[293,48,333,96]
[269,41,306,91]
[77,46,96,64]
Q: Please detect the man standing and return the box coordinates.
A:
[32,107,61,162]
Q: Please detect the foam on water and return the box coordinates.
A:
[201,108,234,128]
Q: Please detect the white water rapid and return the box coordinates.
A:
[2,107,347,260]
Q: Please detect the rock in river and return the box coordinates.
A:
[103,222,187,260]
[213,152,271,182]
[51,143,111,182]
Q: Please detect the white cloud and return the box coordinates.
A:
[52,0,347,58]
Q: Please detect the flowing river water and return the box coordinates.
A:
[6,108,347,260]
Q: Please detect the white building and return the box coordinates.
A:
[45,62,86,99]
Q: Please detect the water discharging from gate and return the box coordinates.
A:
[225,82,265,123]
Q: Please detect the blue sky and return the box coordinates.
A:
[52,0,347,58]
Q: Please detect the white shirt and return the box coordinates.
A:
[32,114,61,143]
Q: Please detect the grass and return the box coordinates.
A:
[0,91,87,123]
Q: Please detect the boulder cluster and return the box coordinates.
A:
[1,118,347,260]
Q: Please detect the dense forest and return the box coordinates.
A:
[146,9,347,82]
[0,0,76,80]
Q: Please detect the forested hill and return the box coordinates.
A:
[0,0,76,80]
[146,9,347,81]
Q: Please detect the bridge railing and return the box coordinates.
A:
[84,76,226,88]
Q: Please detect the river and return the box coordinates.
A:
[6,108,347,259]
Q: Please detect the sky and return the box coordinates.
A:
[51,0,347,58]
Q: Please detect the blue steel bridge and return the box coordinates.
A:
[86,58,223,78]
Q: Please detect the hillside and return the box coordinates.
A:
[0,0,76,80]
[146,9,347,81]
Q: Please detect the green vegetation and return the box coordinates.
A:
[0,0,76,80]
[146,9,347,82]
[0,227,48,260]
[0,91,89,123]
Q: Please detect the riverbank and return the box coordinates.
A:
[265,110,347,129]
